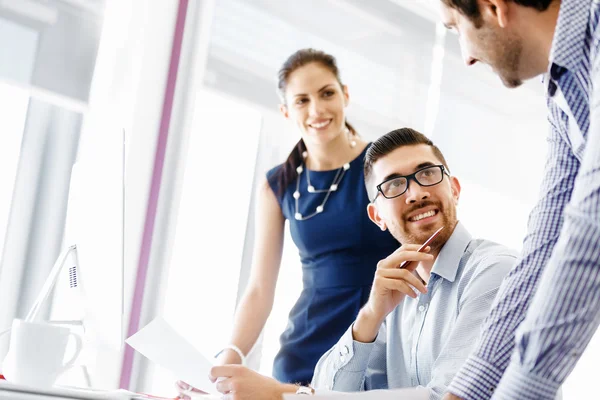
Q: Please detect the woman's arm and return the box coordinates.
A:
[216,178,286,365]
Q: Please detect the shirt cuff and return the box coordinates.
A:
[335,324,375,372]
[491,362,560,400]
[318,324,377,392]
[447,356,504,400]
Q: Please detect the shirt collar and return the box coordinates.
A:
[430,221,471,283]
[549,0,592,73]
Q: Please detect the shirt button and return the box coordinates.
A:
[342,345,350,355]
[547,80,557,97]
[418,305,426,312]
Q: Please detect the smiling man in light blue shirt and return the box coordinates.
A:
[311,128,517,399]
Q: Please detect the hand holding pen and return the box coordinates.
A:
[352,227,444,343]
[399,226,444,268]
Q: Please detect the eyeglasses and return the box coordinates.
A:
[372,165,449,201]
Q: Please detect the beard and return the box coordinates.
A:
[478,24,524,88]
[388,200,457,251]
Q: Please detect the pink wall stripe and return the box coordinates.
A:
[119,0,189,389]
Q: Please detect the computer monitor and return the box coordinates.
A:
[48,127,125,389]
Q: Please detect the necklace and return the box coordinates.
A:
[293,153,350,221]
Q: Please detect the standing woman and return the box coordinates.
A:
[187,49,399,392]
[261,48,400,385]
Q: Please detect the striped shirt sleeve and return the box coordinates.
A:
[490,45,600,400]
[448,116,579,399]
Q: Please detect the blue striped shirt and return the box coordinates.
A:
[311,223,516,399]
[449,0,600,398]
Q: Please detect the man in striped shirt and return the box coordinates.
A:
[439,0,600,399]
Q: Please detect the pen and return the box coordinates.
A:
[399,226,444,268]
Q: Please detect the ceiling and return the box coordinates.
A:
[202,0,544,137]
[0,0,546,134]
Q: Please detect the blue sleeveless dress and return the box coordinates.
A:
[266,145,399,385]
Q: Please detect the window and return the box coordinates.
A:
[0,83,28,260]
[148,89,262,396]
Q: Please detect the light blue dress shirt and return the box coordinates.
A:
[311,222,516,399]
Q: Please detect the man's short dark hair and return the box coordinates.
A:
[364,128,450,201]
[442,0,556,22]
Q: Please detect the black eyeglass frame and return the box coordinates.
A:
[372,164,450,202]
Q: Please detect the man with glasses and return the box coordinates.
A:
[311,128,517,398]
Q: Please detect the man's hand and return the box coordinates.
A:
[209,365,297,400]
[442,393,464,400]
[353,244,431,343]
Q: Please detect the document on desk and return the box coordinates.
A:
[126,316,218,395]
[284,387,428,399]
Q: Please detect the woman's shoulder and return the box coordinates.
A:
[265,163,287,203]
[266,163,284,180]
[356,142,372,162]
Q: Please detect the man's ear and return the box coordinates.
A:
[480,0,510,28]
[279,103,289,119]
[367,203,387,231]
[450,176,461,205]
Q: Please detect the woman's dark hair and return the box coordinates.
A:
[364,128,450,201]
[272,48,357,196]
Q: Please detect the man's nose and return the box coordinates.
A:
[460,41,478,66]
[405,180,430,204]
[464,56,478,66]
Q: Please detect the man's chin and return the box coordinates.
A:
[499,75,523,88]
[403,225,441,245]
[491,67,523,88]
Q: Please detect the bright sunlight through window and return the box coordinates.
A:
[0,82,28,258]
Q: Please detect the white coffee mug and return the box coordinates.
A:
[2,319,82,387]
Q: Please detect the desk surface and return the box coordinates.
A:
[0,380,148,400]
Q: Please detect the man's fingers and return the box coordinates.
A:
[378,250,434,270]
[378,268,427,293]
[379,277,419,298]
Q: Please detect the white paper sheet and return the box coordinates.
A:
[284,387,429,399]
[126,317,218,395]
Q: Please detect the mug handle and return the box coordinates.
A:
[60,332,83,372]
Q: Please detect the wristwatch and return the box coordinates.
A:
[295,386,315,395]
